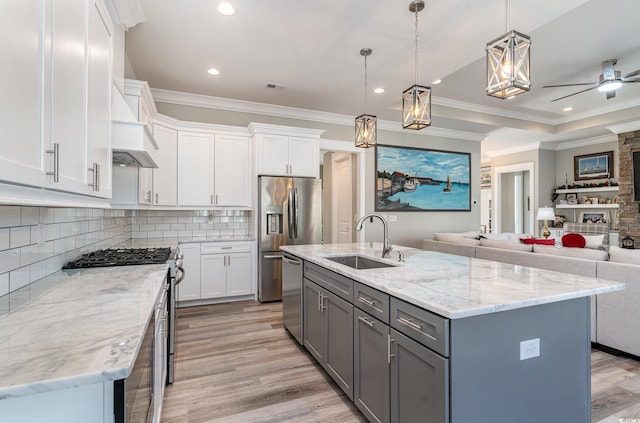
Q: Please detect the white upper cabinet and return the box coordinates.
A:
[0,0,46,188]
[153,125,178,206]
[86,0,113,197]
[178,131,214,206]
[0,0,113,203]
[251,123,324,178]
[177,130,251,207]
[45,0,88,195]
[214,134,250,206]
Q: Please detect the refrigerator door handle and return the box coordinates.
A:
[293,187,299,239]
[287,188,294,239]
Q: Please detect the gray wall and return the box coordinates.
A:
[156,102,482,249]
[554,140,618,186]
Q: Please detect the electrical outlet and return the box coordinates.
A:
[520,338,540,360]
[388,215,397,222]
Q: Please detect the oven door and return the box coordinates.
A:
[114,310,155,423]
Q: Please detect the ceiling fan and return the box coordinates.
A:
[542,59,640,102]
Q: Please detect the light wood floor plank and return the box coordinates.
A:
[162,301,640,422]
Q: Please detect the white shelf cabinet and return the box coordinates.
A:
[555,186,619,210]
[177,131,251,207]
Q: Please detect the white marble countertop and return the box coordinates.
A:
[0,264,168,400]
[281,243,625,319]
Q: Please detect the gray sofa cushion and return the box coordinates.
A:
[596,261,640,356]
[533,244,609,261]
[609,246,640,265]
[479,238,533,252]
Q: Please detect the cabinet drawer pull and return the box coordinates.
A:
[358,296,376,307]
[397,317,437,341]
[221,246,232,250]
[155,193,159,204]
[96,163,100,192]
[398,317,422,331]
[358,315,375,327]
[282,256,301,265]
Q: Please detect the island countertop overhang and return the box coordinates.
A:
[280,243,625,319]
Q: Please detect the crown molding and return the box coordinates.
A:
[607,120,640,135]
[152,113,250,136]
[103,0,145,29]
[432,97,556,125]
[151,88,486,142]
[553,134,617,151]
[484,141,542,158]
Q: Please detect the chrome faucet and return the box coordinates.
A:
[355,213,392,258]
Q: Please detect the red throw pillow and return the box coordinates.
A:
[533,239,555,245]
[520,238,535,244]
[562,233,586,248]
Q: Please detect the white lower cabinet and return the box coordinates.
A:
[178,242,254,304]
[201,243,252,299]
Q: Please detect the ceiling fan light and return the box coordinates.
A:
[597,80,622,92]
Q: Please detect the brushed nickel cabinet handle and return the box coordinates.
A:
[358,296,376,307]
[46,143,59,182]
[358,315,375,327]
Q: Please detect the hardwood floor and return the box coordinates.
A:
[162,301,640,423]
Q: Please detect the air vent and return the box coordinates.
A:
[266,83,288,89]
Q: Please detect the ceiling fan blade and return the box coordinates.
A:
[542,82,597,88]
[550,86,598,102]
[606,90,616,100]
[621,69,640,79]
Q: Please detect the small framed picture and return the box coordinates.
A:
[565,193,577,205]
[578,211,608,224]
[480,167,491,188]
[574,151,613,181]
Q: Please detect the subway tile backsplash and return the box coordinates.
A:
[0,206,252,297]
[129,209,251,239]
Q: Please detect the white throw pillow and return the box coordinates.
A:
[609,246,640,265]
[583,234,605,250]
[434,231,480,241]
[479,238,533,252]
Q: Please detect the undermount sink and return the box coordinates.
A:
[324,254,397,270]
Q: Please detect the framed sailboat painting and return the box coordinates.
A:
[375,144,471,212]
[574,151,613,181]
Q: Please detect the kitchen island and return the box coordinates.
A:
[281,243,625,423]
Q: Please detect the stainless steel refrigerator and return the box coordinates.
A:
[258,176,322,302]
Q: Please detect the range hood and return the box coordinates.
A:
[111,81,159,168]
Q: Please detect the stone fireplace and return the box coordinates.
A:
[617,130,640,246]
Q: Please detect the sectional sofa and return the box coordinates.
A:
[422,223,640,358]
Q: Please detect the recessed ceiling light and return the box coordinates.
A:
[207,68,220,76]
[432,79,442,85]
[217,2,235,16]
[563,106,573,112]
[374,87,385,94]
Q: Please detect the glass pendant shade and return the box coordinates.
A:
[355,114,377,148]
[402,84,431,129]
[486,29,531,99]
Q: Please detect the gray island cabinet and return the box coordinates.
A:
[281,243,625,423]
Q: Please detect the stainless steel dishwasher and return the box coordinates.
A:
[282,253,304,345]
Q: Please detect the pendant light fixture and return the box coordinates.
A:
[402,0,431,130]
[486,0,531,99]
[355,48,377,148]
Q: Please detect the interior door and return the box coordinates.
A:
[335,153,353,243]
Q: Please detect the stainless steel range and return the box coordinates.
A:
[63,246,185,423]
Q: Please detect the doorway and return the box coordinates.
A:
[493,162,535,235]
[320,140,365,244]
